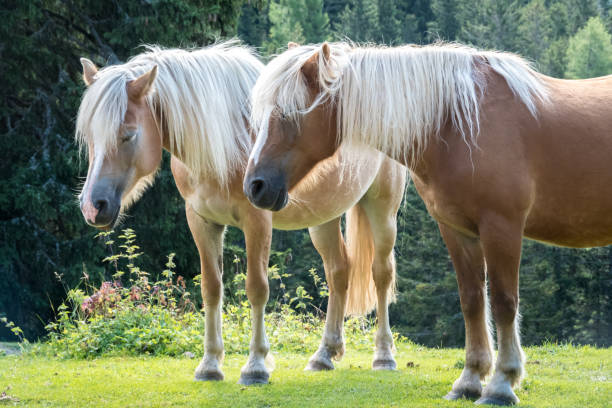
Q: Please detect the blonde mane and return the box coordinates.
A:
[251,42,548,166]
[77,40,263,186]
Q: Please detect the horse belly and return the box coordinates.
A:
[525,201,612,248]
[523,81,612,248]
[524,165,612,248]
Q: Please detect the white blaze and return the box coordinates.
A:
[81,145,105,223]
[249,106,273,166]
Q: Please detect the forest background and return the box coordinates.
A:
[1,0,611,346]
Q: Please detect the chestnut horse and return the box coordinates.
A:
[244,41,610,405]
[75,42,406,385]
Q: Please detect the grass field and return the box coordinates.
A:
[0,343,610,407]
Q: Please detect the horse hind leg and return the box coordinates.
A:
[438,223,493,401]
[372,229,398,369]
[475,218,525,406]
[186,206,226,382]
[305,217,349,371]
[359,199,400,371]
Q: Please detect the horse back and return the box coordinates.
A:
[413,71,612,248]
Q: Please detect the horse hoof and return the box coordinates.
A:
[475,395,518,406]
[194,370,224,382]
[305,358,334,371]
[238,371,269,386]
[444,389,481,401]
[372,359,397,370]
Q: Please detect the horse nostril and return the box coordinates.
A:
[94,198,108,212]
[250,178,266,197]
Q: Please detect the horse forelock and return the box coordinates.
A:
[250,44,350,134]
[76,40,263,187]
[76,66,130,157]
[253,42,549,167]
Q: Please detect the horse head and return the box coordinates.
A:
[244,42,340,211]
[77,59,161,229]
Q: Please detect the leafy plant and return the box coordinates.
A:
[34,229,390,358]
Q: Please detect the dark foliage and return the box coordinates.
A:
[2,0,611,347]
[0,0,242,340]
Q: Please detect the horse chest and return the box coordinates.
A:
[412,174,480,237]
[187,195,242,228]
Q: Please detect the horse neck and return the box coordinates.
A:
[154,101,173,155]
[155,103,250,195]
[412,75,548,185]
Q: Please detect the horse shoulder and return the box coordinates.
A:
[413,116,535,238]
[170,156,194,199]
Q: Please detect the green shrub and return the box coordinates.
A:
[31,229,400,359]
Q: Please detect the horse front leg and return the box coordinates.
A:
[239,211,272,385]
[438,223,493,401]
[476,215,525,406]
[186,205,226,381]
[305,218,348,371]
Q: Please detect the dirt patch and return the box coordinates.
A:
[0,343,21,356]
[0,386,19,403]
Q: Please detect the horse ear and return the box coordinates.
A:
[288,42,299,49]
[301,52,320,89]
[321,42,331,61]
[80,58,98,86]
[128,65,158,102]
[301,43,331,88]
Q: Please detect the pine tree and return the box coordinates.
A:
[396,0,434,43]
[264,0,306,54]
[377,0,401,44]
[459,0,519,51]
[302,0,330,43]
[566,16,612,79]
[563,0,599,34]
[238,3,269,47]
[518,0,553,64]
[539,1,570,77]
[325,0,351,30]
[544,38,570,78]
[335,0,379,42]
[264,0,329,53]
[429,0,461,40]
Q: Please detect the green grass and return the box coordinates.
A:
[0,344,610,407]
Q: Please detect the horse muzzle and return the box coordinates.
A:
[80,188,121,230]
[244,171,289,211]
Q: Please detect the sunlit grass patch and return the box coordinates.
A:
[1,345,610,407]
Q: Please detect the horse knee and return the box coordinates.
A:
[372,258,393,289]
[246,274,269,307]
[324,262,349,293]
[460,287,486,320]
[201,274,222,306]
[490,291,518,326]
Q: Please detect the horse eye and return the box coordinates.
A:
[121,130,137,143]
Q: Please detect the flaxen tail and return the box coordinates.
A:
[345,204,377,316]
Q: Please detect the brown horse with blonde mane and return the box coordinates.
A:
[75,42,406,386]
[244,41,611,405]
